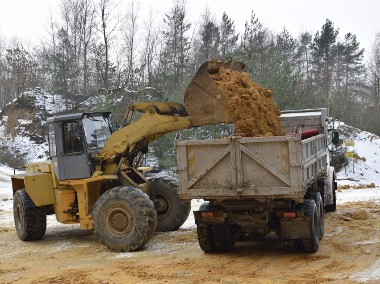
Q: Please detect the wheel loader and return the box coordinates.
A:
[11,59,245,252]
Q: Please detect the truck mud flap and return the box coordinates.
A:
[280,220,310,239]
[194,210,226,225]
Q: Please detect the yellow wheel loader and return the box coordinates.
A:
[11,59,245,252]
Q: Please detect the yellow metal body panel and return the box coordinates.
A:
[26,162,53,173]
[24,173,55,206]
[26,161,59,189]
[137,166,152,173]
[60,176,104,229]
[54,187,77,224]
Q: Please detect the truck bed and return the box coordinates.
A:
[176,133,327,202]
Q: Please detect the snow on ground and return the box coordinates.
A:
[337,188,380,204]
[335,121,380,187]
[354,259,380,282]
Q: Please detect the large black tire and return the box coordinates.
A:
[197,223,235,253]
[197,223,215,252]
[298,199,320,253]
[149,176,191,232]
[197,202,235,253]
[92,186,157,252]
[212,223,236,252]
[325,181,337,212]
[293,199,320,253]
[197,202,215,252]
[13,189,46,241]
[311,192,324,240]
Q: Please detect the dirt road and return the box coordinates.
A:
[1,193,380,284]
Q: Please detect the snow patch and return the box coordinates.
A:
[352,259,380,282]
[337,188,380,204]
[334,120,380,187]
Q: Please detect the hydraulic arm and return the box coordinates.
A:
[96,102,192,161]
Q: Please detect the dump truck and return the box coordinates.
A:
[11,59,246,252]
[176,108,337,253]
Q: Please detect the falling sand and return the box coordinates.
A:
[211,67,284,137]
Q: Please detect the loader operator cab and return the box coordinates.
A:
[46,112,112,180]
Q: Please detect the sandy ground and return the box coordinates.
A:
[1,187,380,284]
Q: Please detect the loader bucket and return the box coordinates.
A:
[184,59,246,126]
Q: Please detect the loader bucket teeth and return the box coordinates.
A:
[184,58,245,127]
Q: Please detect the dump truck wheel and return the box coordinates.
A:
[302,199,320,253]
[13,189,46,241]
[149,176,191,232]
[92,186,157,252]
[197,202,235,252]
[197,223,235,253]
[311,192,324,240]
[212,224,235,252]
[197,202,216,252]
[197,223,215,253]
[293,199,320,253]
[325,182,337,212]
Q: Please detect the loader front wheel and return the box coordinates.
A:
[92,186,157,252]
[13,189,46,241]
[149,176,191,232]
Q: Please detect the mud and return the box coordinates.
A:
[1,201,380,283]
[211,67,284,137]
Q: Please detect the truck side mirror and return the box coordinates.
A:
[332,131,339,145]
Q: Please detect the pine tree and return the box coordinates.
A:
[311,19,339,109]
[219,12,239,58]
[198,10,220,61]
[159,0,191,94]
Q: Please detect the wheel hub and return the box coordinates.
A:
[104,205,133,237]
[16,203,24,230]
[155,194,172,220]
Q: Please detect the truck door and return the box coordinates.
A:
[61,121,91,180]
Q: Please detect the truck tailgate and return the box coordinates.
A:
[176,135,327,202]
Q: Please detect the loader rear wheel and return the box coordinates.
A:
[92,186,157,252]
[13,189,46,241]
[149,176,191,232]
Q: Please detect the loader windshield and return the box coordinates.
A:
[82,114,112,150]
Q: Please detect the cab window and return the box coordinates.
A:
[62,121,83,154]
[48,124,57,156]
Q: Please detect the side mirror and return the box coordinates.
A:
[332,131,339,145]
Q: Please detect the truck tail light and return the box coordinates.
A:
[284,211,296,218]
[202,212,213,218]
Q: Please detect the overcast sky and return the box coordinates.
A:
[0,0,379,58]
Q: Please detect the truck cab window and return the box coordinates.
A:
[63,121,83,154]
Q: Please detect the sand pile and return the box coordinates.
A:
[211,67,284,137]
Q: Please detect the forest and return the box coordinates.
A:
[0,0,379,168]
